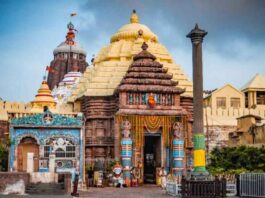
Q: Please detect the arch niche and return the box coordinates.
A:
[17,136,39,172]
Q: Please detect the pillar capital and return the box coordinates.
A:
[186,24,208,44]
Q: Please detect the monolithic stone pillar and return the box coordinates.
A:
[187,24,208,174]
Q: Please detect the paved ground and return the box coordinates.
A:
[0,185,240,198]
[0,185,168,198]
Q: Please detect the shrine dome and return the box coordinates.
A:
[53,22,87,56]
[31,80,57,110]
[110,10,158,43]
[53,42,86,56]
[61,71,82,86]
[68,10,193,102]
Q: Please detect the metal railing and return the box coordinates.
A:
[181,177,226,198]
[240,173,265,197]
[166,181,181,197]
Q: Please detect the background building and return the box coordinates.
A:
[203,74,265,151]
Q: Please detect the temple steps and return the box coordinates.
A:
[25,183,65,195]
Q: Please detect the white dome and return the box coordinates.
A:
[52,71,82,105]
[62,71,82,85]
[53,42,87,55]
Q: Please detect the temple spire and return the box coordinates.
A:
[130,9,139,23]
[66,22,76,46]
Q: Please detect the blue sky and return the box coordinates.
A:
[0,0,265,102]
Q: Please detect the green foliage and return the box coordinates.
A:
[0,137,11,159]
[207,146,265,174]
[106,159,119,172]
[0,137,11,171]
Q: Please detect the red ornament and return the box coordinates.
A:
[148,95,156,108]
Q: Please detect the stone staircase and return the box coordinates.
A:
[25,183,65,195]
[144,174,155,184]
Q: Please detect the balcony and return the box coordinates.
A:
[85,137,114,146]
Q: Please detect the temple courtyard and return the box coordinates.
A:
[0,185,240,198]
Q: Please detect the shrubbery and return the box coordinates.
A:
[207,146,265,175]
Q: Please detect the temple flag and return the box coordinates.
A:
[46,66,55,73]
[70,13,77,17]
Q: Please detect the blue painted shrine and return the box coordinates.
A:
[9,110,84,181]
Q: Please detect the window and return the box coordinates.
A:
[55,148,65,158]
[66,146,76,157]
[257,91,265,105]
[230,97,240,108]
[216,97,226,108]
[44,146,51,158]
[55,146,75,158]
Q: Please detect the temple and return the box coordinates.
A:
[8,79,85,182]
[68,11,194,183]
[47,22,88,90]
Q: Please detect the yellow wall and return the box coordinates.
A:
[209,84,245,109]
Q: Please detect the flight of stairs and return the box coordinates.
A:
[25,183,65,195]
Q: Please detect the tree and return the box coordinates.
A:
[0,137,11,171]
[207,146,265,175]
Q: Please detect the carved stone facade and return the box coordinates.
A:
[79,43,193,182]
[81,96,117,164]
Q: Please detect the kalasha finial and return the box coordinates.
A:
[141,42,148,51]
[67,22,74,30]
[66,22,76,46]
[186,23,207,44]
[130,9,139,23]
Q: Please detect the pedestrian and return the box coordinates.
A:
[87,167,94,187]
[159,167,167,189]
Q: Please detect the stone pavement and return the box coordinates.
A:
[0,185,240,198]
[0,185,168,198]
[79,184,170,198]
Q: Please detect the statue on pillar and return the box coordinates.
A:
[172,121,184,176]
[120,120,132,186]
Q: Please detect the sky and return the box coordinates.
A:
[0,0,265,102]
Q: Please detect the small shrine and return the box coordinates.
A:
[9,80,85,182]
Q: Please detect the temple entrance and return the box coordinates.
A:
[17,137,39,172]
[144,134,161,183]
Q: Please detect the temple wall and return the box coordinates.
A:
[81,96,118,166]
[204,106,265,150]
[0,172,30,193]
[204,107,265,123]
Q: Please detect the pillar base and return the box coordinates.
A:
[192,167,209,180]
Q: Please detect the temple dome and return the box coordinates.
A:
[52,71,82,105]
[31,81,57,110]
[61,71,82,86]
[68,10,192,102]
[110,12,158,43]
[53,42,86,55]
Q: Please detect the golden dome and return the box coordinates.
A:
[68,11,192,102]
[130,9,139,23]
[111,10,158,43]
[31,81,57,110]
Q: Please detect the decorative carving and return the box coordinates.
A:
[173,122,183,139]
[148,94,156,108]
[121,120,131,138]
[11,113,82,126]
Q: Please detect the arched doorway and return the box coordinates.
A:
[17,137,39,172]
